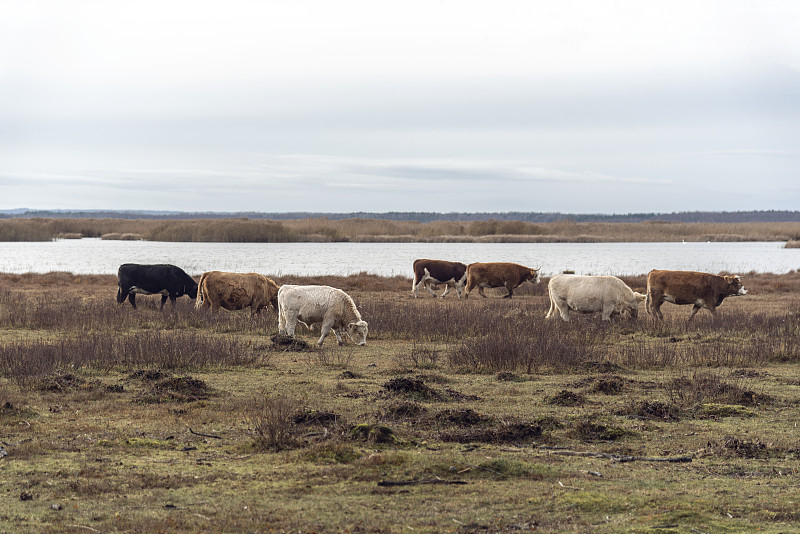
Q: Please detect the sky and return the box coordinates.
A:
[1,0,799,214]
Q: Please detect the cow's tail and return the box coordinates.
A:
[195,272,208,309]
[644,280,652,316]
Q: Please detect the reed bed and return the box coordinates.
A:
[2,217,800,242]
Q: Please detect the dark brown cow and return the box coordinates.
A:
[195,271,279,315]
[411,259,468,298]
[645,269,747,321]
[464,262,539,299]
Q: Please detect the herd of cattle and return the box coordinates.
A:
[116,259,748,346]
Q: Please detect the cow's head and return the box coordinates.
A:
[724,275,747,296]
[454,273,468,298]
[186,282,199,300]
[625,292,647,319]
[528,268,540,284]
[346,320,369,346]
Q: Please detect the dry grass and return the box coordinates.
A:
[1,271,800,532]
[3,217,800,242]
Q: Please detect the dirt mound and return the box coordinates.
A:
[378,401,427,421]
[627,400,683,421]
[581,360,623,373]
[270,334,310,351]
[383,377,442,400]
[572,417,631,442]
[546,390,585,406]
[439,421,543,444]
[349,424,397,444]
[294,409,340,425]
[721,436,769,458]
[37,374,99,392]
[137,375,212,403]
[128,369,170,381]
[435,408,488,426]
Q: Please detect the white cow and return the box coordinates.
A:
[278,285,369,347]
[546,274,646,322]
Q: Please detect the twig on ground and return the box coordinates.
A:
[189,428,223,440]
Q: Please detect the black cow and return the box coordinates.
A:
[116,263,198,310]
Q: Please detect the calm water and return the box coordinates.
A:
[0,239,797,277]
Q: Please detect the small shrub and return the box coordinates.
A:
[248,393,298,451]
[394,344,441,369]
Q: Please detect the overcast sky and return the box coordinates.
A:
[1,1,798,214]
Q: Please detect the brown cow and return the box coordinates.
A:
[411,259,468,298]
[645,269,747,321]
[464,262,539,299]
[195,271,279,315]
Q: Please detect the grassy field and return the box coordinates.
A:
[2,217,800,243]
[1,271,800,533]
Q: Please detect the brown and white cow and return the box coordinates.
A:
[195,271,279,315]
[645,269,747,321]
[464,262,539,299]
[411,259,468,298]
[546,274,646,322]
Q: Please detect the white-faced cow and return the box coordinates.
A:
[278,285,368,347]
[116,263,198,310]
[411,259,468,298]
[464,262,539,299]
[546,274,646,322]
[195,271,279,316]
[645,269,747,321]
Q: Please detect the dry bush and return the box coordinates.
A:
[0,331,252,388]
[665,370,770,408]
[449,318,606,373]
[3,217,800,242]
[248,392,299,450]
[393,344,441,369]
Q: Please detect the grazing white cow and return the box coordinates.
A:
[546,274,646,322]
[278,285,368,347]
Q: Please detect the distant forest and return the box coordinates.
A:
[2,209,800,223]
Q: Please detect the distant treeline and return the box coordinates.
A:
[2,217,800,243]
[3,209,800,223]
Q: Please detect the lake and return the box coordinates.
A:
[0,239,797,277]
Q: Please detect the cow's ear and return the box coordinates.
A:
[724,275,735,284]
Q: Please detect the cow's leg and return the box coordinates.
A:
[424,281,438,298]
[477,286,487,298]
[687,304,702,321]
[503,283,514,298]
[601,302,615,321]
[545,295,557,319]
[317,320,334,347]
[116,286,128,305]
[652,301,664,320]
[159,294,168,310]
[284,310,299,337]
[647,291,664,320]
[128,293,137,309]
[332,328,344,346]
[412,270,431,298]
[554,297,570,322]
[278,307,287,334]
[438,283,451,298]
